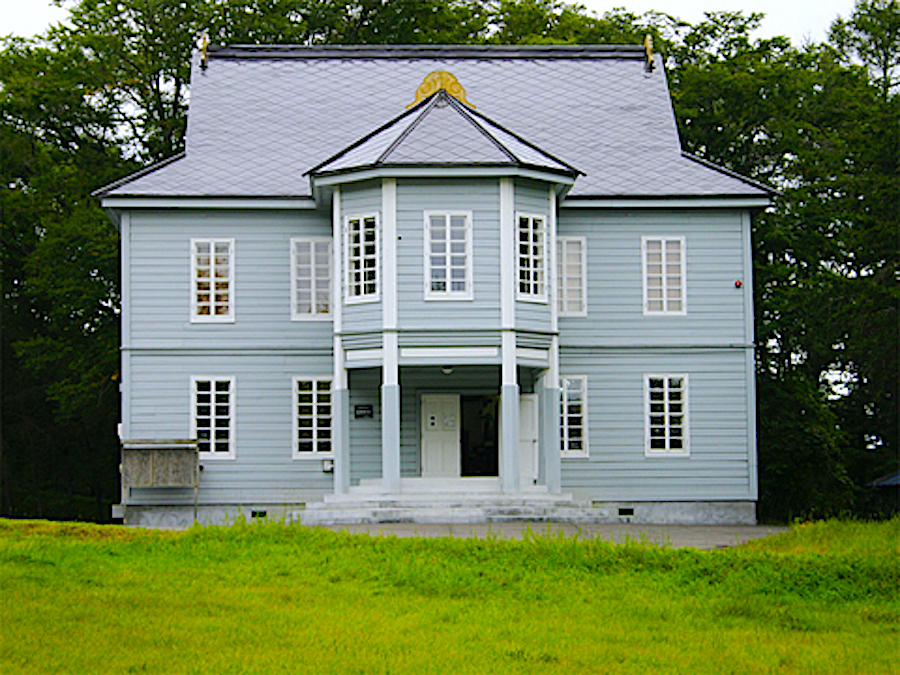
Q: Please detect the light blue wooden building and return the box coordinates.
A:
[99,45,773,526]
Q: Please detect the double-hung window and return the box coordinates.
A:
[424,211,473,300]
[291,237,333,320]
[292,377,333,458]
[645,374,689,457]
[642,236,686,314]
[557,236,586,316]
[191,239,234,322]
[191,377,235,459]
[345,214,379,302]
[560,375,588,457]
[517,213,547,302]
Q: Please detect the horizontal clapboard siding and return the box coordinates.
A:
[559,347,754,501]
[515,178,553,332]
[125,352,334,505]
[396,178,501,329]
[128,209,333,349]
[558,208,750,346]
[340,181,383,331]
[348,368,382,485]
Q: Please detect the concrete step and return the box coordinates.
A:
[294,500,618,526]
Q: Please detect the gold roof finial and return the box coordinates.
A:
[407,71,475,109]
[644,34,655,72]
[200,33,209,70]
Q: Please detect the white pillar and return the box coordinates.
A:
[498,177,519,493]
[380,179,401,493]
[332,187,350,494]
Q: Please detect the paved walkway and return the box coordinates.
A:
[319,521,788,550]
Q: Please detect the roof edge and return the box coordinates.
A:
[92,152,186,198]
[681,152,781,197]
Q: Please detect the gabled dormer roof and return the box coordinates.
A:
[308,89,580,182]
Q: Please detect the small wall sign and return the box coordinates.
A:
[354,404,374,419]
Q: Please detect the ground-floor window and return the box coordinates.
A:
[645,374,689,456]
[191,377,235,458]
[293,377,333,457]
[560,375,588,457]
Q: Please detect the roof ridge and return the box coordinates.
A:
[435,93,521,165]
[206,44,646,61]
[377,92,443,164]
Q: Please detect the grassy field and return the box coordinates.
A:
[0,518,896,674]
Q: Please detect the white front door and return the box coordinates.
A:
[421,394,460,477]
[519,394,539,489]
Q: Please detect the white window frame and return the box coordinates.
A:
[560,375,589,458]
[291,237,333,321]
[423,210,474,301]
[190,376,236,460]
[557,236,587,317]
[344,213,380,304]
[642,236,687,315]
[516,212,548,303]
[292,376,334,459]
[644,374,690,457]
[190,238,235,323]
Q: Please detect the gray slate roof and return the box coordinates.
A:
[310,89,580,178]
[102,45,771,199]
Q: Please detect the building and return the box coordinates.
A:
[98,44,773,527]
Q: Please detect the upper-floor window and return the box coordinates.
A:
[191,377,235,459]
[645,374,689,457]
[560,375,588,457]
[642,236,686,315]
[424,211,473,300]
[291,237,332,320]
[558,236,586,316]
[344,214,379,303]
[293,377,333,458]
[517,213,547,302]
[191,239,234,322]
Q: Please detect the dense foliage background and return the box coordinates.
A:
[1,0,896,522]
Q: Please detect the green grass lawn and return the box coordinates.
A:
[0,518,896,674]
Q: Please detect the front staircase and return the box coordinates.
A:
[295,478,604,525]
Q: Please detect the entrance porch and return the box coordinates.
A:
[330,364,562,507]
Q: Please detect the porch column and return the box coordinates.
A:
[380,179,401,493]
[540,344,562,493]
[332,187,350,494]
[543,186,562,493]
[381,333,401,493]
[499,177,519,493]
[500,331,520,493]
